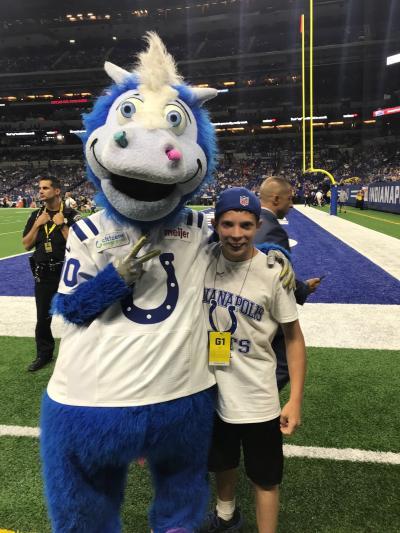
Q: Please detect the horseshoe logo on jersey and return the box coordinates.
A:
[121,253,179,324]
[208,299,238,334]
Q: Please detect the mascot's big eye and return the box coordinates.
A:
[121,101,136,118]
[166,110,181,126]
[165,105,187,136]
[117,97,143,125]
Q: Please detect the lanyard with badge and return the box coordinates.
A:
[43,202,63,253]
[208,249,253,366]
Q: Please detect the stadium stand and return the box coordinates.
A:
[0,0,399,208]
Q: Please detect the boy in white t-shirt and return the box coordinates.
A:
[200,187,306,533]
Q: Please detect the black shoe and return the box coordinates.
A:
[197,508,243,532]
[28,357,53,372]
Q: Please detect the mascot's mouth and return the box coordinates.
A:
[91,139,202,202]
[110,174,175,202]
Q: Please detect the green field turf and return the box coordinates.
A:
[314,205,400,239]
[0,209,34,258]
[0,340,399,532]
[1,437,398,533]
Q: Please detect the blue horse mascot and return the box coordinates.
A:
[41,33,219,533]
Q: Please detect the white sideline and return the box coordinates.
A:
[1,424,398,465]
[1,297,399,350]
[0,251,30,260]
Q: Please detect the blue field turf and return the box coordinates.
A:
[285,209,400,304]
[0,209,399,304]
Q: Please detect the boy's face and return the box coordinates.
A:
[214,210,261,262]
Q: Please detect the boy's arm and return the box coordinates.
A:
[280,319,307,435]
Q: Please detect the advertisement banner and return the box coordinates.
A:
[338,182,400,214]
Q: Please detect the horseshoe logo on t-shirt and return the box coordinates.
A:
[121,253,179,324]
[208,299,238,334]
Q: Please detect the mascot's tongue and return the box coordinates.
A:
[110,174,175,202]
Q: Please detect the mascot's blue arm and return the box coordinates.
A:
[256,242,292,263]
[51,263,131,325]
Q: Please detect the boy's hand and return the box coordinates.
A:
[280,400,302,435]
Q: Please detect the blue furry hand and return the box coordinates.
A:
[267,250,296,290]
[114,235,161,286]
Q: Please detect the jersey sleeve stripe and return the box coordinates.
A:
[71,222,88,242]
[82,217,99,236]
[197,211,204,228]
[186,211,193,226]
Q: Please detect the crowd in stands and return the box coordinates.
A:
[1,139,399,208]
[0,22,377,75]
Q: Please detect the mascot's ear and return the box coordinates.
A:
[104,61,130,85]
[191,87,218,106]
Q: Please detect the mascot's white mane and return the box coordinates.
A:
[136,32,184,91]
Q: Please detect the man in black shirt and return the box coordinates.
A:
[22,176,80,371]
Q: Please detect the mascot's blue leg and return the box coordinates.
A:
[40,393,146,533]
[146,387,216,533]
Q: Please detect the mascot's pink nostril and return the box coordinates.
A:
[166,148,182,161]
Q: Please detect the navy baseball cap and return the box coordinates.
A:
[215,187,261,219]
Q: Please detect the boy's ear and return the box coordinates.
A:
[211,217,216,228]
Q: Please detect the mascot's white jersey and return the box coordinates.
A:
[48,209,215,407]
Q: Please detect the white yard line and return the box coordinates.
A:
[1,424,398,465]
[0,230,22,236]
[283,444,400,465]
[294,205,400,280]
[0,424,40,438]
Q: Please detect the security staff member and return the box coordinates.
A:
[22,176,80,372]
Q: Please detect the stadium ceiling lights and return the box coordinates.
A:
[386,53,400,66]
[291,116,327,121]
[262,119,277,123]
[212,121,248,126]
[343,113,358,118]
[6,132,35,136]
